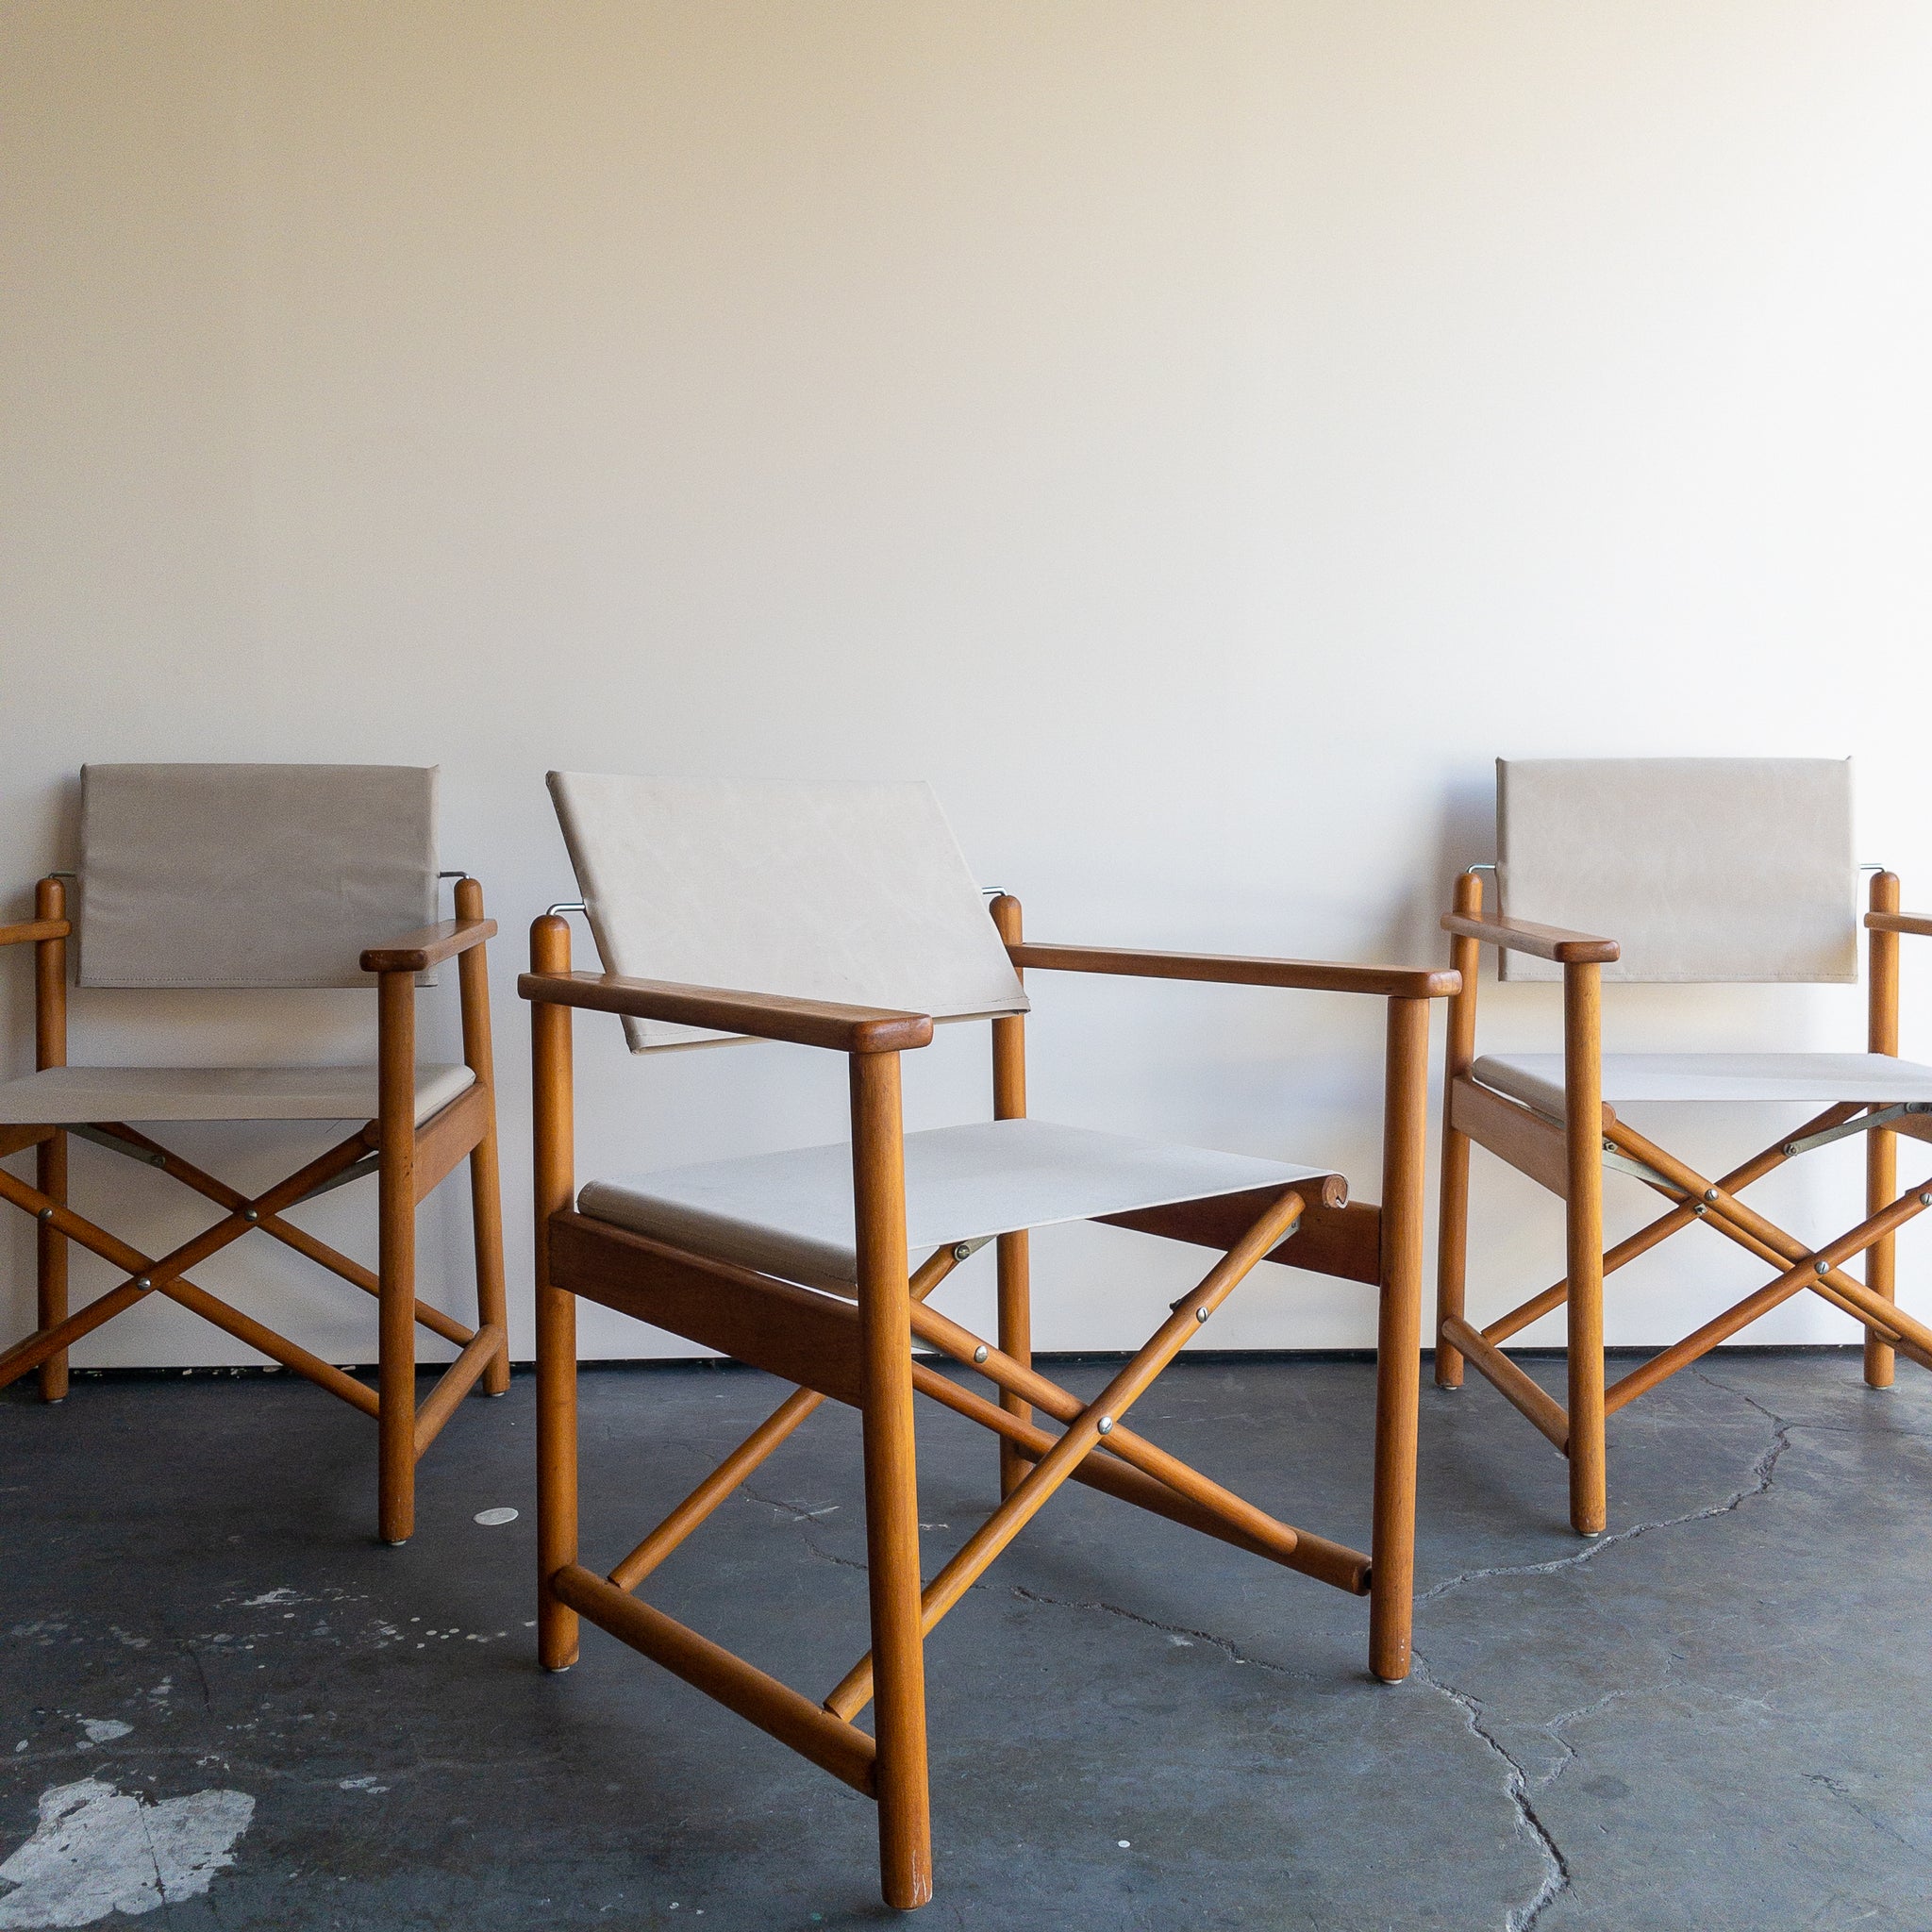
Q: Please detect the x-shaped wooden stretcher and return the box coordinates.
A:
[0,1109,504,1457]
[541,1177,1379,1786]
[1442,1095,1932,1452]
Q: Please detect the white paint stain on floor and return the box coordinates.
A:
[0,1778,253,1927]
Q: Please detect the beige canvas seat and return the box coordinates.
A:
[1438,757,1932,1538]
[522,772,1457,1911]
[0,764,509,1546]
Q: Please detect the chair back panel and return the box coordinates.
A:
[547,772,1028,1051]
[1496,757,1856,983]
[78,764,439,989]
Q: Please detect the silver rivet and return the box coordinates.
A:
[1703,1189,1718,1204]
[149,1155,165,1168]
[1194,1307,1208,1323]
[952,1242,972,1262]
[136,1276,152,1291]
[1782,1142,1797,1157]
[1815,1259,1829,1275]
[37,1206,53,1223]
[1693,1205,1707,1217]
[1096,1415,1113,1435]
[972,1344,988,1364]
[242,1208,259,1224]
[1921,1192,1932,1208]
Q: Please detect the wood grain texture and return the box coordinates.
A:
[1441,909,1620,964]
[1008,940,1457,1000]
[358,914,497,974]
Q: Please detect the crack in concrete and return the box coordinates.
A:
[1801,1772,1920,1852]
[1004,1584,1317,1682]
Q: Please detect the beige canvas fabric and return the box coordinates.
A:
[1473,1052,1932,1119]
[78,764,439,989]
[0,1062,474,1126]
[1495,758,1857,983]
[547,773,1029,1052]
[578,1118,1323,1293]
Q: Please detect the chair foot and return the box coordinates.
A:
[381,1537,409,1548]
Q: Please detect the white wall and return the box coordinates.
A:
[4,1,1930,1368]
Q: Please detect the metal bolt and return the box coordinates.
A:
[1815,1259,1829,1275]
[1693,1205,1707,1217]
[1781,1142,1797,1157]
[1194,1307,1209,1323]
[1096,1415,1114,1435]
[1703,1189,1719,1204]
[1921,1192,1931,1208]
[951,1242,973,1262]
[242,1208,259,1224]
[136,1276,152,1291]
[972,1344,988,1364]
[37,1206,53,1223]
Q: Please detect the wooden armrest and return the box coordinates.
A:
[1867,911,1932,939]
[0,918,69,948]
[1440,911,1619,965]
[1005,941,1458,1000]
[360,916,497,974]
[517,970,934,1054]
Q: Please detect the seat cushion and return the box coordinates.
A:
[1474,1052,1932,1120]
[0,1063,475,1126]
[577,1118,1327,1293]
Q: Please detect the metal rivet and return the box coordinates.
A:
[1815,1259,1829,1275]
[136,1276,152,1291]
[1921,1193,1931,1208]
[1693,1205,1707,1217]
[149,1155,165,1168]
[1096,1415,1114,1435]
[951,1243,973,1262]
[1703,1189,1718,1204]
[1194,1307,1208,1323]
[972,1344,988,1364]
[242,1208,259,1224]
[1781,1143,1797,1157]
[37,1207,53,1223]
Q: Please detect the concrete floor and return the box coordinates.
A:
[3,1349,1929,1930]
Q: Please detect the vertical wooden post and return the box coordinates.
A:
[989,893,1031,1499]
[531,913,580,1672]
[34,876,68,1405]
[455,877,510,1397]
[849,1049,932,1911]
[376,967,419,1544]
[1369,995,1428,1683]
[1865,870,1901,1390]
[1436,871,1482,1390]
[1563,961,1607,1535]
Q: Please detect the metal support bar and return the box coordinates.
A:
[68,1124,171,1169]
[292,1149,384,1203]
[1601,1141,1683,1192]
[1782,1104,1928,1159]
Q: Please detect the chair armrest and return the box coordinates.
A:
[361,917,497,974]
[1440,911,1619,965]
[517,970,934,1054]
[1867,911,1932,939]
[0,919,69,948]
[1005,941,1458,1000]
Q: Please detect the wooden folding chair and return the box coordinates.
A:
[521,772,1457,1909]
[1437,757,1932,1536]
[0,763,509,1544]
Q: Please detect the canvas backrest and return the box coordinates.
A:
[547,773,1029,1051]
[78,764,439,989]
[1496,757,1857,983]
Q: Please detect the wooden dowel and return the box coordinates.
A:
[1440,1317,1569,1449]
[531,913,580,1673]
[33,877,67,1402]
[411,1324,508,1457]
[154,1276,381,1417]
[1436,873,1482,1389]
[989,893,1032,1500]
[455,876,510,1398]
[1563,962,1607,1535]
[376,968,419,1545]
[1371,994,1428,1682]
[849,1049,931,1910]
[1867,870,1901,1389]
[550,1563,878,1796]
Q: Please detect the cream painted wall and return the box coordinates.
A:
[4,1,1930,1369]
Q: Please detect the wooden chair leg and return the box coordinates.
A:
[1436,874,1482,1390]
[851,1050,932,1912]
[469,1124,511,1397]
[1866,870,1901,1389]
[995,1229,1030,1499]
[531,913,580,1672]
[376,970,418,1546]
[35,1130,68,1403]
[1370,996,1428,1683]
[1563,962,1607,1536]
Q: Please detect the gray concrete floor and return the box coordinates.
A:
[3,1349,1929,1930]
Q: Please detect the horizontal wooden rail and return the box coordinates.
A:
[1006,941,1457,1001]
[1450,1076,1580,1198]
[412,1324,508,1457]
[1866,911,1932,938]
[0,1124,53,1159]
[1439,911,1619,964]
[0,918,70,948]
[519,970,932,1054]
[360,914,496,974]
[410,1083,491,1205]
[1440,1318,1569,1451]
[550,1562,877,1796]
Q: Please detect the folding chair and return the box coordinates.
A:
[1436,757,1932,1537]
[521,772,1457,1909]
[0,764,509,1545]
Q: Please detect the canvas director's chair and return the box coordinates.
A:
[521,773,1458,1910]
[0,764,509,1545]
[1437,757,1932,1537]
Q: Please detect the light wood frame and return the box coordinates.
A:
[0,874,510,1545]
[1437,868,1932,1536]
[523,898,1457,1909]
